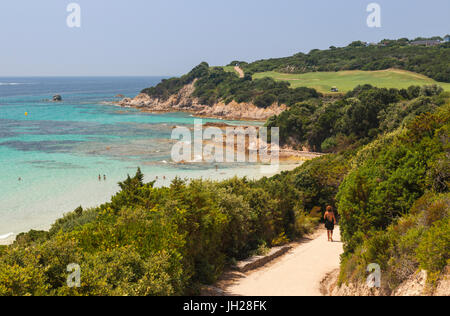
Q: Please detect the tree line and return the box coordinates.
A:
[242,38,450,83]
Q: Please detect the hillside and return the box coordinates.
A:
[335,104,450,295]
[122,62,321,120]
[240,38,450,83]
[266,84,447,152]
[128,37,449,121]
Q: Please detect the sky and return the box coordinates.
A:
[0,0,449,76]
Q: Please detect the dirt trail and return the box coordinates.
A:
[224,227,343,296]
[234,66,245,78]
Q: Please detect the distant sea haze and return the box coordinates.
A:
[0,77,282,240]
[0,82,30,86]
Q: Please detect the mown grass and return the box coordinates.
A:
[253,69,450,94]
[222,66,239,76]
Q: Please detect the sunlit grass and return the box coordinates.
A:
[253,69,450,94]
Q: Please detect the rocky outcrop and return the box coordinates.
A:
[321,269,449,296]
[118,82,286,121]
[320,269,384,296]
[197,101,286,121]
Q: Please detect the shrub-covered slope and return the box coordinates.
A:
[266,85,446,152]
[141,62,320,108]
[0,169,324,295]
[337,104,449,293]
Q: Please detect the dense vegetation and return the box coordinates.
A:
[267,84,450,292]
[0,167,326,295]
[241,38,450,83]
[266,84,446,152]
[337,105,449,293]
[142,62,320,108]
[268,89,448,293]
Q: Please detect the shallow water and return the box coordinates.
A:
[0,77,295,240]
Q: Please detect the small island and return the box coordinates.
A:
[53,95,62,102]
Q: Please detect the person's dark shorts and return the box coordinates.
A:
[325,221,334,231]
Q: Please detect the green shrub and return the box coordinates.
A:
[0,168,321,295]
[321,136,337,152]
[0,248,49,296]
[267,85,443,152]
[338,107,448,254]
[339,192,450,292]
[48,207,99,237]
[272,232,290,247]
[251,242,271,256]
[294,211,320,236]
[416,217,450,274]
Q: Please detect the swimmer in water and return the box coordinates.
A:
[18,177,22,181]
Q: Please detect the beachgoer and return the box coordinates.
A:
[98,175,101,181]
[103,175,106,181]
[324,206,337,242]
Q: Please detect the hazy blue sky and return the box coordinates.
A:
[1,0,449,76]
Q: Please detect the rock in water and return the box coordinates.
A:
[53,95,62,102]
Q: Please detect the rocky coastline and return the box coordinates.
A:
[117,82,286,121]
[116,82,323,162]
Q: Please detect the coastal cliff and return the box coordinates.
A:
[118,82,286,121]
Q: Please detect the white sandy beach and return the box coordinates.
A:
[0,162,304,246]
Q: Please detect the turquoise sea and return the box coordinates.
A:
[0,77,293,241]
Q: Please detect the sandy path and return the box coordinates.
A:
[234,66,245,78]
[225,227,343,296]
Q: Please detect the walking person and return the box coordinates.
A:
[324,206,337,242]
